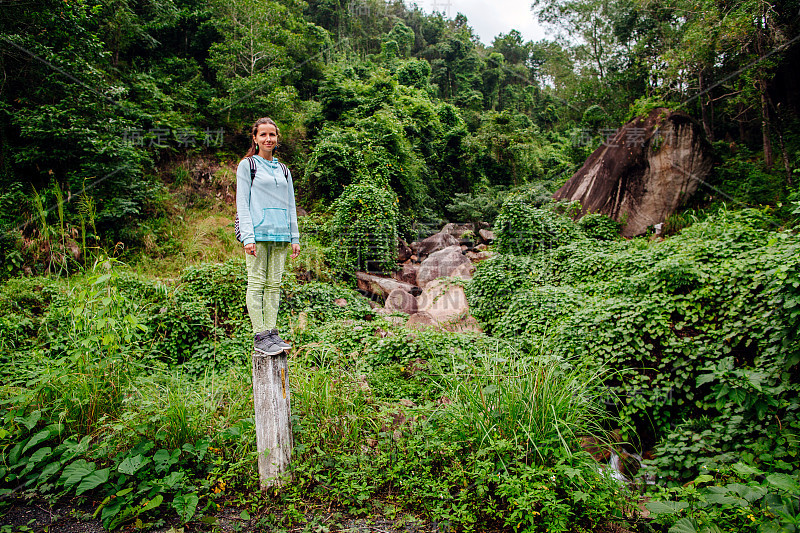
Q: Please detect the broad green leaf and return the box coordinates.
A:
[60,459,96,487]
[37,460,63,484]
[732,462,762,478]
[21,447,52,476]
[161,471,185,488]
[118,454,150,475]
[766,473,800,493]
[172,493,199,523]
[21,429,52,455]
[646,501,689,515]
[703,492,737,505]
[16,410,41,431]
[76,468,110,495]
[140,494,163,513]
[669,518,700,533]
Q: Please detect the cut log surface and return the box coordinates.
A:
[252,353,293,490]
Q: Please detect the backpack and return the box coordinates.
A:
[235,156,290,242]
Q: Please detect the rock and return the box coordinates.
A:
[397,238,412,262]
[553,108,713,237]
[410,254,419,263]
[385,288,418,314]
[478,228,495,242]
[416,245,473,288]
[440,222,475,239]
[466,250,494,263]
[412,279,482,332]
[475,244,488,251]
[296,206,309,217]
[392,263,419,286]
[356,272,418,299]
[334,298,348,307]
[406,311,436,329]
[410,232,459,256]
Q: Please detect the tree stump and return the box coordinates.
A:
[252,352,293,489]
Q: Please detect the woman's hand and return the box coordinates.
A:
[244,243,257,256]
[291,243,301,259]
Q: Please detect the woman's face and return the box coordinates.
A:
[253,123,278,157]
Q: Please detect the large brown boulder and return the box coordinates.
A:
[385,288,418,314]
[553,108,713,237]
[411,279,482,332]
[416,245,473,288]
[356,272,418,299]
[393,263,419,286]
[411,232,459,256]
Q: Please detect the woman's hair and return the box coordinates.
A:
[244,117,280,158]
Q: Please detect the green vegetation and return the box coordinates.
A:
[2,0,800,530]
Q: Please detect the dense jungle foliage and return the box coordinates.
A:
[2,0,800,531]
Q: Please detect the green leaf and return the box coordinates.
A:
[669,518,700,533]
[22,447,52,475]
[646,501,689,515]
[240,510,250,520]
[118,454,150,475]
[76,467,110,495]
[16,410,41,431]
[140,494,163,513]
[766,473,800,493]
[172,493,199,523]
[732,462,762,478]
[22,429,52,454]
[60,459,96,488]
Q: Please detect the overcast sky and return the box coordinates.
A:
[415,0,550,46]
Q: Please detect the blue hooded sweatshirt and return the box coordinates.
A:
[235,155,300,246]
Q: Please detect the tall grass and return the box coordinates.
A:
[291,361,379,451]
[31,259,145,434]
[435,353,616,467]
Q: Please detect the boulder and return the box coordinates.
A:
[356,272,419,299]
[406,311,437,329]
[397,238,412,263]
[385,288,418,314]
[392,263,419,286]
[466,250,495,262]
[478,228,495,242]
[440,222,475,240]
[553,108,713,237]
[410,231,459,256]
[412,279,482,333]
[416,245,472,288]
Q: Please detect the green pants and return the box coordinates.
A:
[245,241,289,333]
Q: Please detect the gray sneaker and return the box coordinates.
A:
[269,329,292,350]
[254,331,283,355]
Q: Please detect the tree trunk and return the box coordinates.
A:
[759,78,773,167]
[252,353,293,490]
[699,70,714,141]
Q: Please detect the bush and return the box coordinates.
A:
[577,212,622,240]
[495,198,584,255]
[329,182,399,275]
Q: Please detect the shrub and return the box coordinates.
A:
[329,182,399,275]
[577,212,622,240]
[495,198,583,255]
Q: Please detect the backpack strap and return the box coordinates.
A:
[247,156,256,183]
[277,161,289,181]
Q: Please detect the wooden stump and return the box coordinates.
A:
[252,352,293,490]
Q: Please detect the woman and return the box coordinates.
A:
[236,117,300,355]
